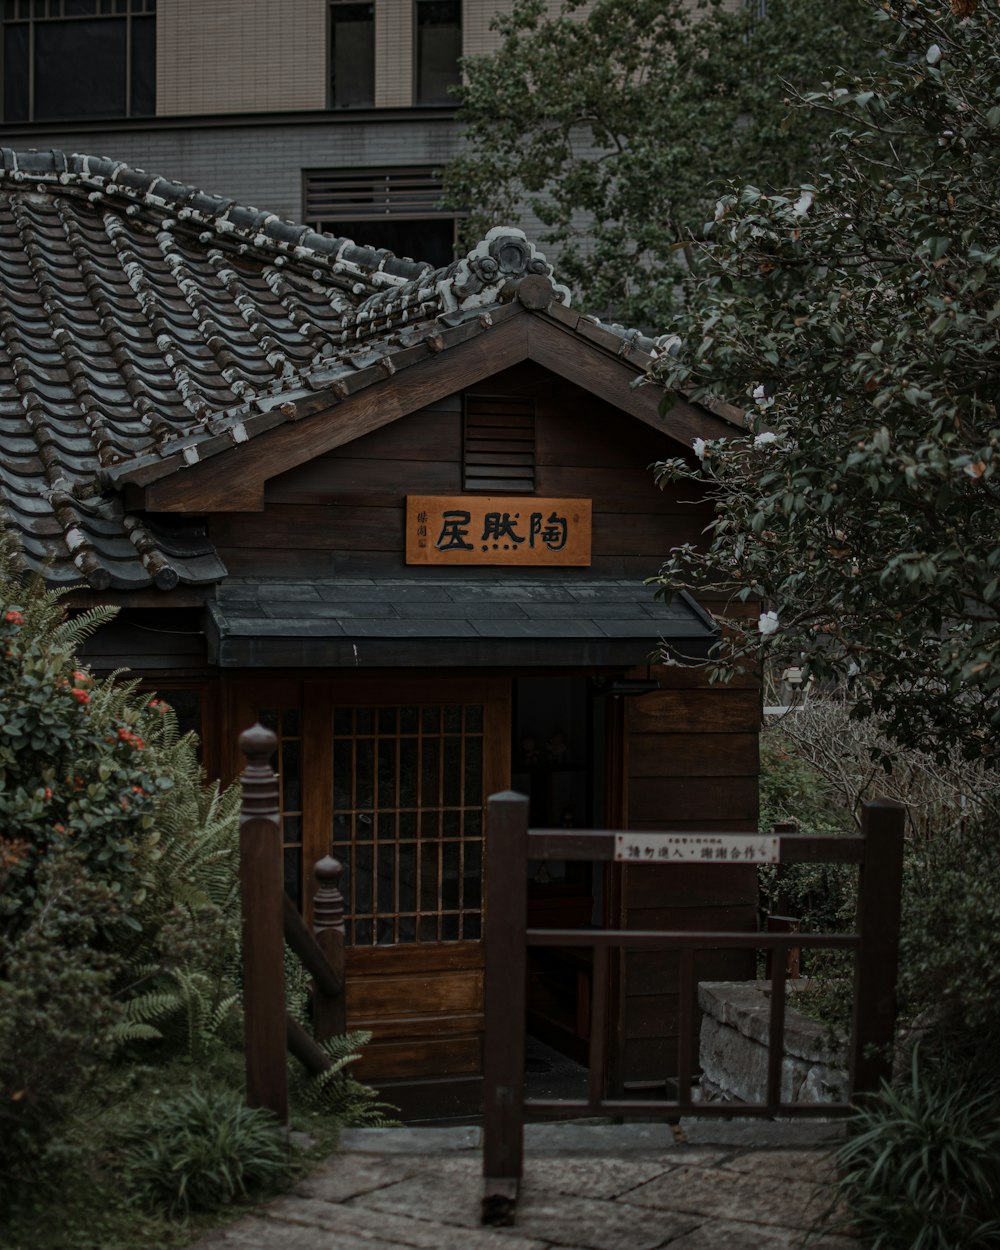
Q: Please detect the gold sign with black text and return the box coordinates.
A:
[405,496,592,566]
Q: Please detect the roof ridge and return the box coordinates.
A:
[0,147,436,290]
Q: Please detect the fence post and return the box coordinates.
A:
[850,798,906,1098]
[482,790,530,1224]
[313,855,347,1041]
[238,724,288,1123]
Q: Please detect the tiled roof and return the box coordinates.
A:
[0,149,708,590]
[207,579,718,668]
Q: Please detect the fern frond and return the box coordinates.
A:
[298,1031,401,1127]
[110,1021,164,1043]
[50,603,118,651]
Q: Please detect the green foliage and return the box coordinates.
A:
[297,1030,400,1128]
[899,818,1000,1072]
[111,707,243,1062]
[0,850,121,1208]
[654,0,1000,759]
[113,966,241,1060]
[0,565,163,931]
[445,0,881,324]
[120,1086,292,1219]
[759,726,853,833]
[825,1056,1000,1249]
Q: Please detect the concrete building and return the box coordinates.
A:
[0,0,543,266]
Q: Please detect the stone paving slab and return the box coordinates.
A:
[504,1193,700,1250]
[677,1119,846,1149]
[665,1218,858,1250]
[625,1163,824,1228]
[718,1148,837,1185]
[185,1125,861,1250]
[268,1195,548,1250]
[294,1153,427,1202]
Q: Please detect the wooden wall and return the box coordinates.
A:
[209,362,714,579]
[619,664,760,1084]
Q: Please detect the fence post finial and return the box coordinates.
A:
[313,855,346,936]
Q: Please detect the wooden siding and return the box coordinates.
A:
[620,665,761,1083]
[210,363,714,581]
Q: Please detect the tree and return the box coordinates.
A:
[652,0,1000,759]
[444,0,882,325]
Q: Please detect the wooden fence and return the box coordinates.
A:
[239,723,347,1122]
[482,792,905,1224]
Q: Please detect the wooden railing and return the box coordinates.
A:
[238,724,347,1122]
[481,792,905,1224]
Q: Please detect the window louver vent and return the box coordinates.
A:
[304,167,447,223]
[463,397,535,494]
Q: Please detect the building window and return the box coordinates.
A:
[331,703,485,946]
[415,0,460,106]
[329,0,374,109]
[304,165,460,268]
[1,0,155,124]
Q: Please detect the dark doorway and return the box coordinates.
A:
[512,676,605,1065]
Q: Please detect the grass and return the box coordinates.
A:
[0,1052,354,1250]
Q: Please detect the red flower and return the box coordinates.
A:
[53,824,66,834]
[73,670,92,685]
[4,610,24,625]
[70,688,90,705]
[43,787,52,802]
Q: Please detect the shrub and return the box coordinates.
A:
[898,818,1000,1075]
[0,594,162,933]
[121,1086,291,1218]
[826,1057,1000,1250]
[0,850,122,1209]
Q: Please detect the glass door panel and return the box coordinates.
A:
[331,702,485,947]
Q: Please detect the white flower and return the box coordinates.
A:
[692,437,707,459]
[751,383,774,410]
[792,190,814,217]
[754,431,779,448]
[758,611,780,636]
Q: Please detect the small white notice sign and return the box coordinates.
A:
[614,833,780,865]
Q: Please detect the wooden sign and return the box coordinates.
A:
[614,833,780,865]
[406,496,592,566]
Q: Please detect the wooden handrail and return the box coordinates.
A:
[238,725,349,1123]
[283,894,345,1000]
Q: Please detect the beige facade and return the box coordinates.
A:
[375,0,416,109]
[154,0,547,117]
[157,0,327,116]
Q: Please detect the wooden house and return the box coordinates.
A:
[0,149,760,1119]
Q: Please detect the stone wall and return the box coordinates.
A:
[697,981,848,1105]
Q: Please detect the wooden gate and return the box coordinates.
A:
[481,791,905,1223]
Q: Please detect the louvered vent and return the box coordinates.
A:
[304,167,447,224]
[463,397,535,493]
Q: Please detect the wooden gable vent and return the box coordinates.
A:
[463,396,536,493]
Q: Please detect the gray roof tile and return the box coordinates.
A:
[0,152,726,591]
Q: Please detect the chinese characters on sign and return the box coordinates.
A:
[613,833,780,864]
[406,496,592,566]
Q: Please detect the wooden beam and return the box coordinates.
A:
[525,317,736,447]
[139,309,734,514]
[143,318,531,513]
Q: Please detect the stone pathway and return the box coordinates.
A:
[189,1122,861,1250]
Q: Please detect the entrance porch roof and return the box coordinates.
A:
[206,578,718,668]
